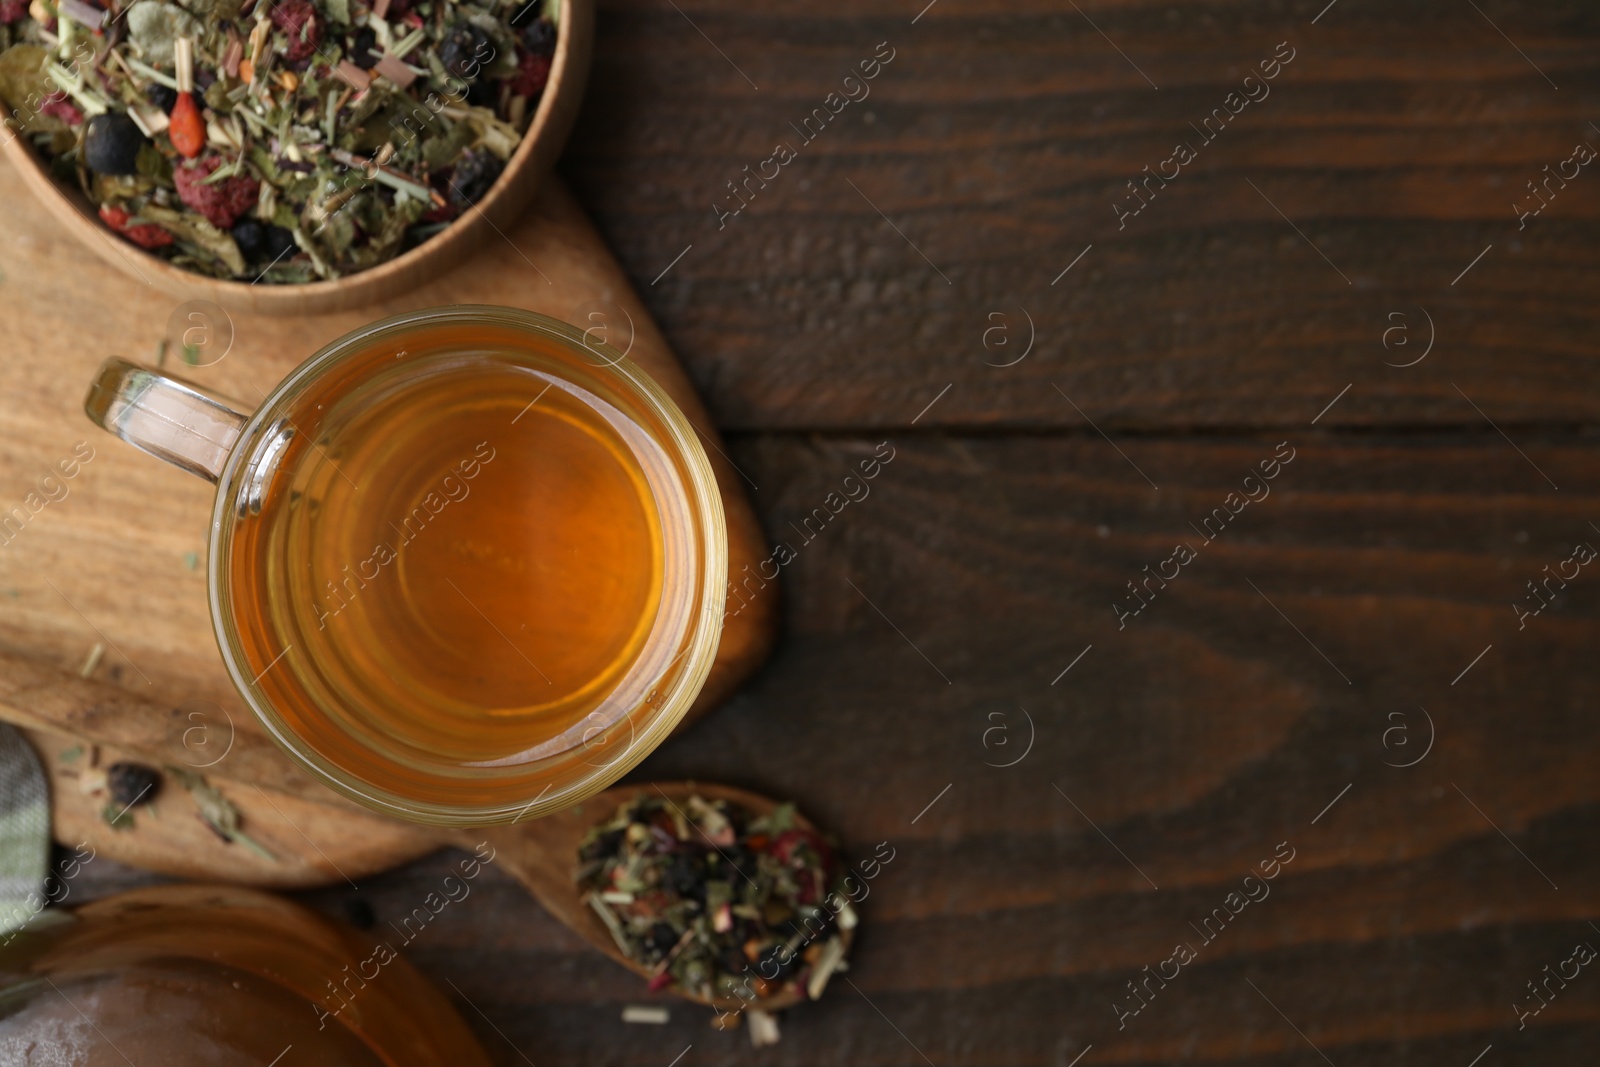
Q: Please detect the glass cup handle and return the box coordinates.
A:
[83,358,250,483]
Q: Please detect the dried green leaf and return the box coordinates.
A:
[124,1,204,66]
[139,204,247,275]
[177,0,243,19]
[100,801,134,831]
[202,78,232,112]
[166,767,277,861]
[0,44,49,112]
[135,142,171,182]
[422,119,474,171]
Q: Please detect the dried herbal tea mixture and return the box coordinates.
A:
[576,794,857,1008]
[0,0,558,281]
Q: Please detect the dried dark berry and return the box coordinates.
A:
[647,922,678,957]
[663,852,704,899]
[261,223,297,263]
[145,83,177,113]
[801,906,836,940]
[520,17,556,58]
[507,0,538,27]
[447,149,504,207]
[231,219,297,265]
[757,944,797,980]
[579,827,624,863]
[708,844,755,883]
[344,897,376,930]
[106,762,160,807]
[349,26,379,69]
[84,113,147,176]
[465,77,498,109]
[438,20,491,82]
[231,219,265,258]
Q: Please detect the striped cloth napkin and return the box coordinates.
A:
[0,725,49,935]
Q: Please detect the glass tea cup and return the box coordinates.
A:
[83,306,727,826]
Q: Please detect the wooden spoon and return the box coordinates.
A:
[481,780,852,1013]
[0,650,849,1013]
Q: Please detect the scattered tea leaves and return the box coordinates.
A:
[77,641,103,677]
[168,766,276,861]
[106,761,160,808]
[99,800,134,830]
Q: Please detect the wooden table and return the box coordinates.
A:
[71,1,1600,1063]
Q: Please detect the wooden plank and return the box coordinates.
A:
[70,430,1600,1063]
[562,0,1600,430]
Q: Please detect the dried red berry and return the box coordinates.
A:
[269,0,321,62]
[38,91,83,126]
[99,204,174,249]
[168,91,204,158]
[173,157,261,229]
[419,202,459,225]
[769,828,817,865]
[509,51,550,99]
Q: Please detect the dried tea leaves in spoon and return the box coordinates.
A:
[575,794,858,1014]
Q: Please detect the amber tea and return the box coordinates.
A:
[84,308,728,824]
[231,325,710,814]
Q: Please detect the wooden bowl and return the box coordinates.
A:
[0,0,591,316]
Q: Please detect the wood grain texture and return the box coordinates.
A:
[67,431,1600,1064]
[0,652,847,1010]
[16,1,1600,1064]
[27,724,437,889]
[561,0,1600,430]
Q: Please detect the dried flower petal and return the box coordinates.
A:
[268,0,320,63]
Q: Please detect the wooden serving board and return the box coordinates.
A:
[0,155,778,880]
